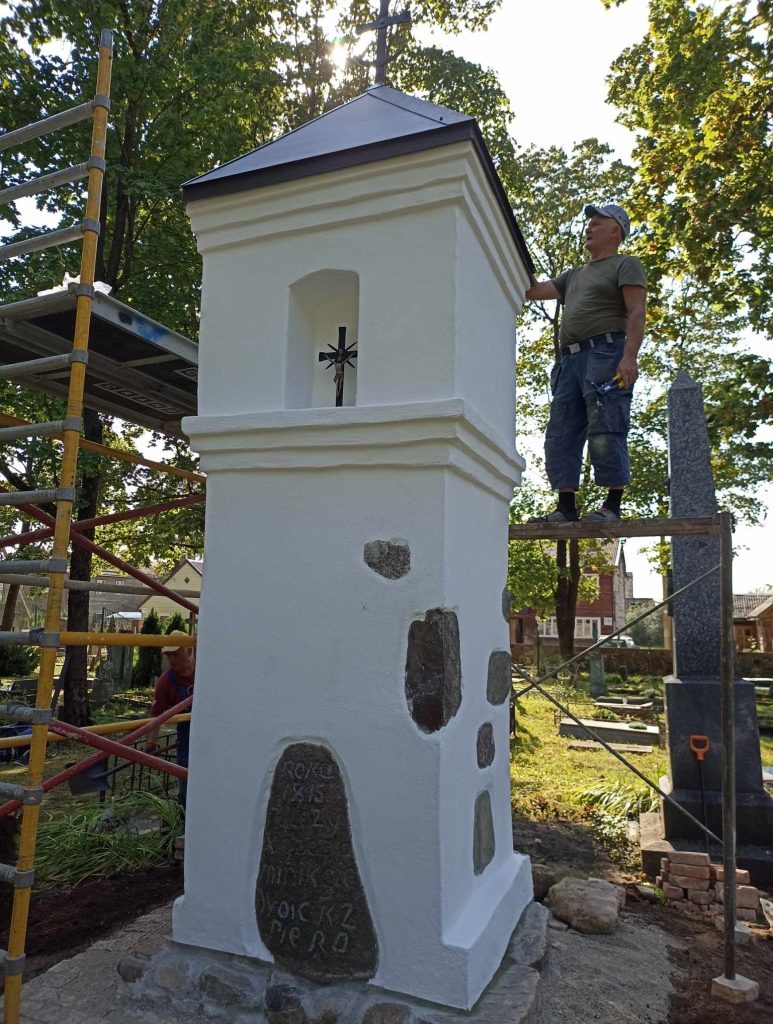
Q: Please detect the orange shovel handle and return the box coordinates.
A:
[689,734,710,761]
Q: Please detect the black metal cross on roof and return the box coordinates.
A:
[357,0,412,87]
[318,326,357,407]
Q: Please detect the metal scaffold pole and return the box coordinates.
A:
[1,31,114,1024]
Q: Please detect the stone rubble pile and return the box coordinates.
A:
[656,851,762,925]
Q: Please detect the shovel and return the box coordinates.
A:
[689,734,711,853]
[66,741,178,795]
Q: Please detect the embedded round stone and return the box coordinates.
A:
[502,586,511,621]
[256,743,378,981]
[473,791,495,875]
[405,609,461,733]
[364,539,410,580]
[476,723,495,768]
[487,650,512,705]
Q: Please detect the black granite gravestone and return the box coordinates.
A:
[256,743,378,980]
[663,372,773,847]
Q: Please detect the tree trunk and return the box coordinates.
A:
[555,539,581,663]
[60,408,103,726]
[1,585,19,631]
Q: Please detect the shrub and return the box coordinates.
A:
[131,609,162,688]
[164,613,188,635]
[593,708,623,722]
[0,645,39,678]
[35,793,183,886]
[576,780,659,818]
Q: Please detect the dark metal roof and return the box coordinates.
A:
[183,86,534,273]
[0,285,198,436]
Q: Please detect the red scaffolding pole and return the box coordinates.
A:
[0,486,199,614]
[0,493,205,549]
[0,694,193,817]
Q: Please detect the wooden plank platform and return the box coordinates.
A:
[508,515,720,541]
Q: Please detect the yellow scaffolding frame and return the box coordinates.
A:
[0,31,201,1022]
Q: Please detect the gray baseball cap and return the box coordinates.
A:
[584,203,630,239]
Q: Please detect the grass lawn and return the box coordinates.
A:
[510,688,669,821]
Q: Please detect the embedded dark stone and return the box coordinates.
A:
[116,956,148,984]
[473,791,495,875]
[405,609,461,733]
[364,539,411,580]
[265,983,307,1023]
[256,744,378,982]
[487,649,512,705]
[476,723,495,768]
[502,586,511,621]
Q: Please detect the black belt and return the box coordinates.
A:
[561,331,625,356]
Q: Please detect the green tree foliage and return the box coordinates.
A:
[605,0,773,335]
[625,599,664,649]
[131,606,161,688]
[0,644,39,678]
[164,611,187,635]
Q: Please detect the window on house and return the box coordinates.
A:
[537,616,601,639]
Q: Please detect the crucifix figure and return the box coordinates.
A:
[318,326,357,407]
[357,0,412,87]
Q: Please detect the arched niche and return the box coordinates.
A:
[286,269,359,409]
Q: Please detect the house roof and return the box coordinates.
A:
[733,593,771,619]
[749,594,773,618]
[183,86,534,273]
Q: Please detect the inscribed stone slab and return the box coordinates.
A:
[256,743,378,981]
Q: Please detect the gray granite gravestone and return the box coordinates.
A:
[663,372,773,848]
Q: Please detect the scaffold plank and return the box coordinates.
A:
[508,515,720,541]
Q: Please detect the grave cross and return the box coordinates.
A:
[357,0,412,87]
[318,326,357,407]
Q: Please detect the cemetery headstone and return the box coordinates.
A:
[663,372,773,849]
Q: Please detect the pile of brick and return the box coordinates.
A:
[656,851,761,925]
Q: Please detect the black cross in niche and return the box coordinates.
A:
[318,326,357,407]
[357,0,412,87]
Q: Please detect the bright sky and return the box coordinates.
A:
[415,0,772,599]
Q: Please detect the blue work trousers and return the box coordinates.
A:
[544,333,633,491]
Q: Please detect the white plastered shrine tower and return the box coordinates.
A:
[175,86,533,1010]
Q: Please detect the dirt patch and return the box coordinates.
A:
[523,817,771,1023]
[624,900,773,1023]
[513,814,621,879]
[0,864,182,980]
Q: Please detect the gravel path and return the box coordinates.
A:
[538,915,682,1024]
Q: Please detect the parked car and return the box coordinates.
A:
[601,635,637,648]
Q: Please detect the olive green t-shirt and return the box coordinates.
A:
[551,254,647,347]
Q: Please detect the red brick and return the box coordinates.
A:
[670,874,710,891]
[663,883,684,900]
[655,875,662,887]
[660,857,670,873]
[688,890,713,906]
[669,851,710,867]
[714,867,751,884]
[670,862,710,879]
[717,885,760,909]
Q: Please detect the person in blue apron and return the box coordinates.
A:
[145,631,195,809]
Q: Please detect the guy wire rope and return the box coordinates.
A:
[2,31,113,1024]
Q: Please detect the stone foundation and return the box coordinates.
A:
[119,903,550,1024]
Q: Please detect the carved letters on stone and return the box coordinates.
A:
[256,743,378,981]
